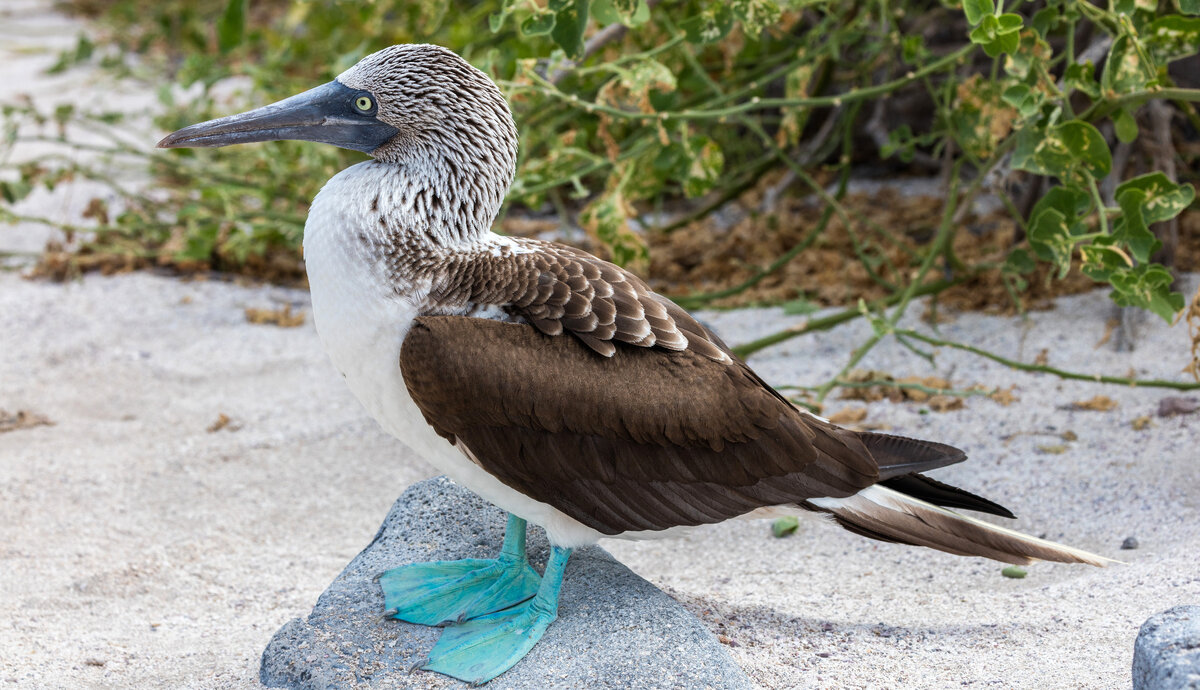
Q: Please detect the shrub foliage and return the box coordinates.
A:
[3,0,1200,390]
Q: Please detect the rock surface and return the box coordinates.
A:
[259,477,752,690]
[1133,605,1200,690]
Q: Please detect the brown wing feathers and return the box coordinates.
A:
[404,242,1107,564]
[401,315,893,534]
[431,240,693,358]
[412,238,1027,536]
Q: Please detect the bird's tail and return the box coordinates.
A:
[805,484,1111,566]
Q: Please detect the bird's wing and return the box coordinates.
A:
[401,315,936,535]
[429,240,728,360]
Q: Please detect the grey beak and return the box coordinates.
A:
[157,80,398,154]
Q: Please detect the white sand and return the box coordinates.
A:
[2,269,1197,689]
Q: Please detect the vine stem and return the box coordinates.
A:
[811,161,964,403]
[779,379,997,399]
[894,328,1200,391]
[503,44,974,122]
[1078,86,1200,123]
[729,276,965,359]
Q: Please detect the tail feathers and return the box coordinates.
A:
[859,432,966,478]
[807,485,1111,566]
[880,473,1016,519]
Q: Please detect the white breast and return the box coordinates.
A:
[302,162,605,548]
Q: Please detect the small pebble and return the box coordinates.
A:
[1121,536,1139,550]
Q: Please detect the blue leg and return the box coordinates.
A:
[421,545,572,685]
[380,514,540,626]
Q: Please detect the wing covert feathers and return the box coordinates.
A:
[429,239,708,359]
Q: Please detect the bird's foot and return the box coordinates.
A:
[419,544,572,685]
[420,589,557,685]
[380,554,540,627]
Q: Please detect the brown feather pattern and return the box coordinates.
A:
[420,239,700,359]
[402,316,931,535]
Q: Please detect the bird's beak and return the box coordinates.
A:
[157,81,398,154]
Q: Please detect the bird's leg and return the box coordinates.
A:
[379,513,540,626]
[421,545,572,685]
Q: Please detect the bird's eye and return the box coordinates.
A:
[354,96,374,113]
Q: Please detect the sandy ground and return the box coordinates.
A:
[1,268,1198,690]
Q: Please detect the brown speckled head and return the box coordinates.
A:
[337,45,518,195]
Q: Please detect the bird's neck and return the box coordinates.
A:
[372,149,509,245]
[305,159,513,300]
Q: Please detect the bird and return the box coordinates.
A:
[158,44,1108,685]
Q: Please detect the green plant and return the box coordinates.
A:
[3,0,1200,398]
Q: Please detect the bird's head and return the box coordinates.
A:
[158,44,518,190]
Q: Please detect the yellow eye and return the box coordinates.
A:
[354,96,374,112]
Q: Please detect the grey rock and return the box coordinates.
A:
[1121,536,1139,550]
[260,476,753,690]
[1133,605,1200,689]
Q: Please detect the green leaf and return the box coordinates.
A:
[1001,566,1027,578]
[1063,61,1100,99]
[1003,248,1036,274]
[682,135,724,198]
[1108,264,1185,322]
[1058,121,1112,177]
[1001,83,1042,119]
[1116,173,1197,224]
[883,124,916,162]
[970,14,1021,57]
[1031,7,1059,36]
[579,188,646,267]
[772,516,800,538]
[620,58,677,95]
[1179,0,1200,14]
[590,0,619,24]
[1113,107,1138,143]
[1012,128,1074,178]
[0,179,33,204]
[520,10,556,36]
[216,0,247,54]
[591,0,644,26]
[952,75,1016,159]
[1080,241,1129,282]
[963,0,994,25]
[728,0,782,34]
[680,5,735,43]
[1114,188,1161,263]
[1005,31,1050,80]
[1028,208,1076,277]
[1014,122,1111,179]
[1144,16,1200,65]
[901,34,928,63]
[996,13,1023,31]
[1102,35,1156,95]
[1028,185,1091,277]
[1032,185,1092,224]
[549,0,589,58]
[781,298,820,315]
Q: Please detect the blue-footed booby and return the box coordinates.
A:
[159,44,1108,685]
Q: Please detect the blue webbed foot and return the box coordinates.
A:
[380,514,539,626]
[421,546,571,685]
